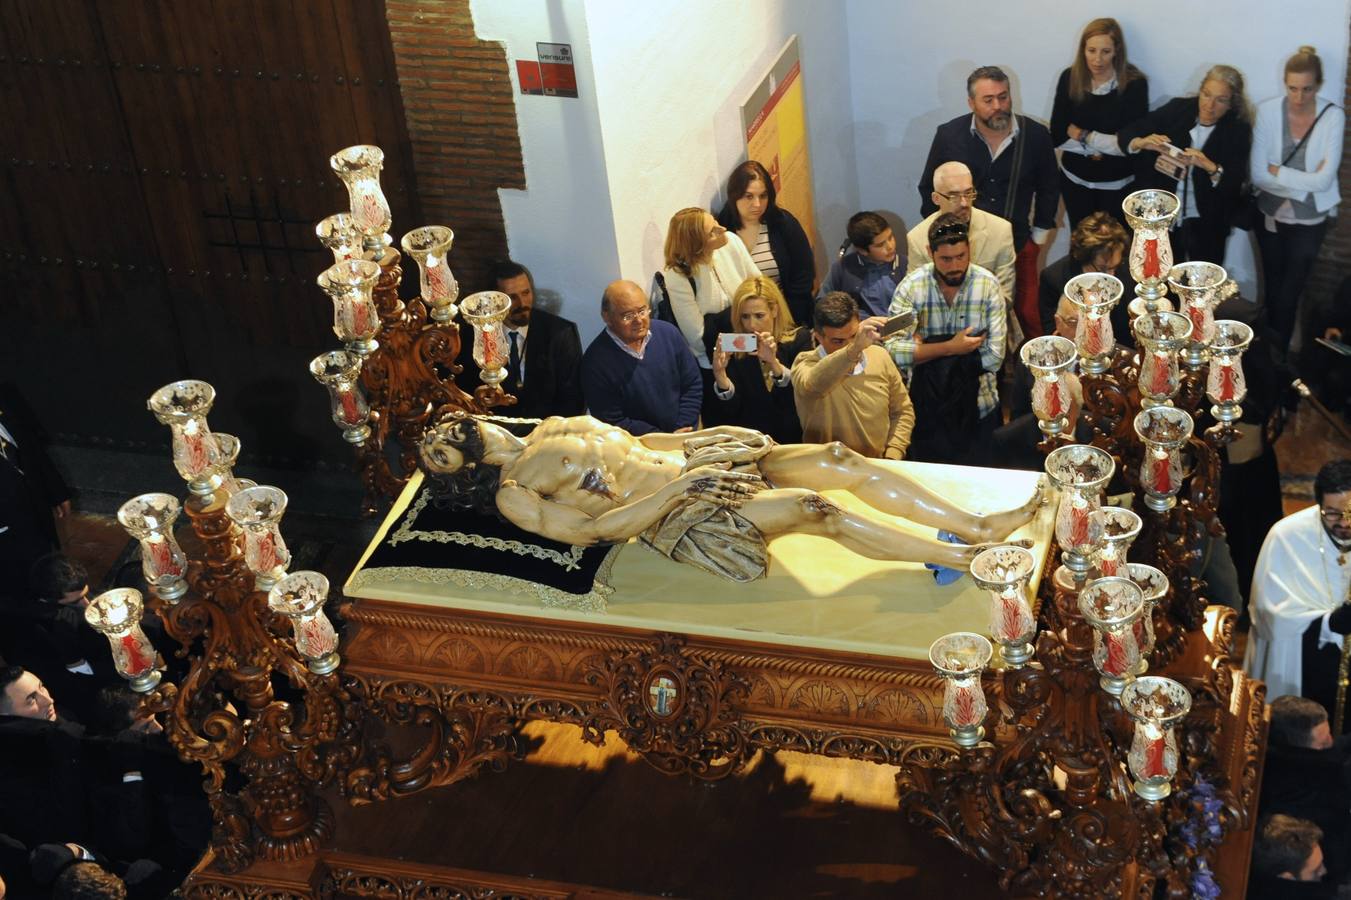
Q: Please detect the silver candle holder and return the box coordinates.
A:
[928,632,993,749]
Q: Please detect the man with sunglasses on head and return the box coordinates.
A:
[885,213,1006,464]
[1247,460,1351,736]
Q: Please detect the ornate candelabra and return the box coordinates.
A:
[308,144,515,516]
[903,188,1258,897]
[86,380,359,874]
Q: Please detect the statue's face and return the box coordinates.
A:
[420,418,482,475]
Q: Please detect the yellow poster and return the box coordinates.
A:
[742,38,817,249]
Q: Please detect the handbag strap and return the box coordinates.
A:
[1003,115,1027,222]
[1282,103,1336,165]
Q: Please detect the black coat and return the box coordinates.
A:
[919,114,1060,246]
[455,307,584,420]
[715,206,816,326]
[1117,96,1252,237]
[706,311,813,445]
[0,385,69,603]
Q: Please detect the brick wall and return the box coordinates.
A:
[384,0,525,293]
[1304,20,1351,319]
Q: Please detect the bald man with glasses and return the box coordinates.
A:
[581,280,703,435]
[906,161,1017,312]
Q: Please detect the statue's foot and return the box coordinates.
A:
[974,477,1047,543]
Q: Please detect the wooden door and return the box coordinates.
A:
[0,0,424,468]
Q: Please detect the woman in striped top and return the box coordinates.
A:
[716,160,816,327]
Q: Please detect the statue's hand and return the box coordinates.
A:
[676,469,765,508]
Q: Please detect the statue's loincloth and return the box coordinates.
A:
[639,433,774,583]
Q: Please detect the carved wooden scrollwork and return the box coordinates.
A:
[580,633,752,780]
[340,674,517,803]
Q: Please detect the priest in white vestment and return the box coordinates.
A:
[1245,461,1351,727]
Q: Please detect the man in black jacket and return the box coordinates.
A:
[456,260,585,420]
[918,66,1060,336]
[1261,696,1351,882]
[0,384,71,606]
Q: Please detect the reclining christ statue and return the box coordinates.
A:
[420,414,1044,583]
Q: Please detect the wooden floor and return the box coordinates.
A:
[318,721,999,899]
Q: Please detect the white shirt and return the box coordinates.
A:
[605,328,651,360]
[1178,123,1217,221]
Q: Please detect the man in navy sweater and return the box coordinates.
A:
[581,280,702,435]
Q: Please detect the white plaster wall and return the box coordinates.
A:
[843,0,1351,297]
[581,0,857,329]
[470,0,622,340]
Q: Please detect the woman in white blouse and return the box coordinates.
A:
[1250,46,1345,352]
[661,206,758,370]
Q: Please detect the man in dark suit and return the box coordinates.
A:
[918,66,1060,337]
[0,384,71,605]
[456,260,584,420]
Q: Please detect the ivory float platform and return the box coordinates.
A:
[337,461,1052,787]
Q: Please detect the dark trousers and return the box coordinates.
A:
[1256,218,1329,351]
[1059,173,1133,232]
[1171,218,1229,267]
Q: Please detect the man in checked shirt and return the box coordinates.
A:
[884,213,1006,464]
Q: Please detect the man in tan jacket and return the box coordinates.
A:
[791,292,914,459]
[907,160,1016,307]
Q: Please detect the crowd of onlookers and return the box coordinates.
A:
[2,16,1350,897]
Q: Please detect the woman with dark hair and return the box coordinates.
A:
[1050,18,1149,227]
[708,276,813,443]
[715,161,816,325]
[1119,65,1253,265]
[1251,46,1345,353]
[1036,211,1135,345]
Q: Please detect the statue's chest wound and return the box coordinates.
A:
[578,465,618,501]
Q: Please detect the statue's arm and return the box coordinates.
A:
[496,473,760,546]
[636,425,763,451]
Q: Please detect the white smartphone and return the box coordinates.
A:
[719,332,758,353]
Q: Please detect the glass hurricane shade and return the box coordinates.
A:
[1133,408,1194,509]
[1127,563,1169,673]
[1168,262,1227,363]
[330,145,391,239]
[401,226,459,322]
[928,632,992,747]
[1079,577,1146,692]
[117,493,189,601]
[1207,320,1254,414]
[1123,190,1180,287]
[85,588,160,691]
[460,291,513,384]
[1120,675,1192,800]
[147,380,223,493]
[1132,312,1192,405]
[316,213,362,264]
[309,350,371,444]
[1090,507,1142,579]
[318,259,382,353]
[1064,273,1123,373]
[225,485,292,590]
[969,545,1037,663]
[268,571,340,674]
[1044,445,1115,557]
[1020,336,1078,434]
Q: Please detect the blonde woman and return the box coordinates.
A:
[661,207,758,370]
[1251,46,1345,350]
[708,276,814,442]
[1119,65,1253,265]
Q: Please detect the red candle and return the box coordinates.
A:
[119,633,153,676]
[1070,503,1091,547]
[338,390,362,425]
[1105,633,1129,675]
[351,299,370,336]
[147,539,181,578]
[253,533,276,573]
[999,595,1025,641]
[1143,238,1160,279]
[1143,735,1168,777]
[1152,455,1173,494]
[1217,365,1236,402]
[184,432,209,475]
[1148,352,1171,396]
[952,684,978,726]
[1045,381,1063,418]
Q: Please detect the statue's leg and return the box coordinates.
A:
[739,488,1028,568]
[758,442,1043,544]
